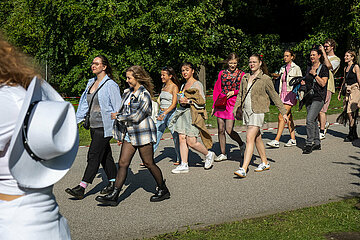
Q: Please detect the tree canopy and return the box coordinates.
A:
[0,0,358,95]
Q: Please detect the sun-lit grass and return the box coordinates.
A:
[148,198,360,240]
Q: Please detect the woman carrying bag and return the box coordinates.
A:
[300,47,329,154]
[212,53,246,161]
[233,54,288,178]
[65,55,121,199]
[267,50,302,148]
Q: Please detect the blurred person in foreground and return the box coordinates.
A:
[0,35,78,239]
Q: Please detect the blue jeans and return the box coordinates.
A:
[153,109,181,162]
[305,100,324,146]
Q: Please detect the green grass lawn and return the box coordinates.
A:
[72,91,345,146]
[148,198,360,240]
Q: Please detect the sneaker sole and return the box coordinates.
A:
[204,165,213,170]
[234,172,246,178]
[171,170,189,174]
[254,167,270,172]
[214,158,227,162]
[284,144,296,147]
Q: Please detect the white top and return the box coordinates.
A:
[0,85,26,195]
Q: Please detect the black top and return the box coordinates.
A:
[304,64,329,102]
[345,65,358,85]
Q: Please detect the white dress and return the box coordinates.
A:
[243,81,265,127]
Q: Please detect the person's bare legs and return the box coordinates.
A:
[241,126,260,171]
[186,136,208,156]
[275,104,294,141]
[318,111,327,131]
[178,134,189,164]
[254,130,268,164]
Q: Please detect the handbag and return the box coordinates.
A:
[304,64,322,100]
[214,93,227,109]
[82,79,109,130]
[235,78,257,120]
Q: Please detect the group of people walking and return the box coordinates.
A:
[63,39,360,206]
[1,33,359,239]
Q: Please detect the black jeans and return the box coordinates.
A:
[82,127,117,184]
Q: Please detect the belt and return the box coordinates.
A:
[0,193,24,201]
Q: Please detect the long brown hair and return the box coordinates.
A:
[0,35,39,89]
[126,65,154,97]
[250,54,269,76]
[161,66,180,89]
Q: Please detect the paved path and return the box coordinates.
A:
[54,114,360,240]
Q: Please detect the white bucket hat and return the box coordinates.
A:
[8,77,79,188]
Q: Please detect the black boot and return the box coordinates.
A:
[344,125,353,142]
[100,181,115,194]
[352,124,358,140]
[150,181,170,202]
[65,185,85,200]
[95,187,121,206]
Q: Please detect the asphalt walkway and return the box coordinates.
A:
[54,114,360,239]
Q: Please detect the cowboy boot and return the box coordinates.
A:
[95,187,121,206]
[150,181,170,202]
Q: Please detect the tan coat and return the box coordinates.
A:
[233,70,287,116]
[184,88,213,149]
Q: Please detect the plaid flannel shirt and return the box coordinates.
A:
[113,86,156,146]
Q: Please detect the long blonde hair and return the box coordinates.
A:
[0,35,39,89]
[126,65,154,97]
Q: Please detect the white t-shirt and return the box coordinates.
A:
[0,85,26,195]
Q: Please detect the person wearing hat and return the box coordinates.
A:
[0,37,78,239]
[65,55,121,200]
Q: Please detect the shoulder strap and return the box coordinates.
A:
[240,78,258,108]
[87,79,110,113]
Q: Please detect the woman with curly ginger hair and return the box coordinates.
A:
[0,35,71,239]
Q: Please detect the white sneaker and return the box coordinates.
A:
[267,140,279,148]
[234,167,246,178]
[324,122,330,135]
[320,132,325,140]
[171,164,189,174]
[254,162,270,172]
[204,151,215,169]
[284,139,297,147]
[214,153,227,162]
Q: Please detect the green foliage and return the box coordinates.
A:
[0,0,288,95]
[294,0,359,68]
[0,0,358,95]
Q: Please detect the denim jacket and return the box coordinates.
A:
[76,75,122,137]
